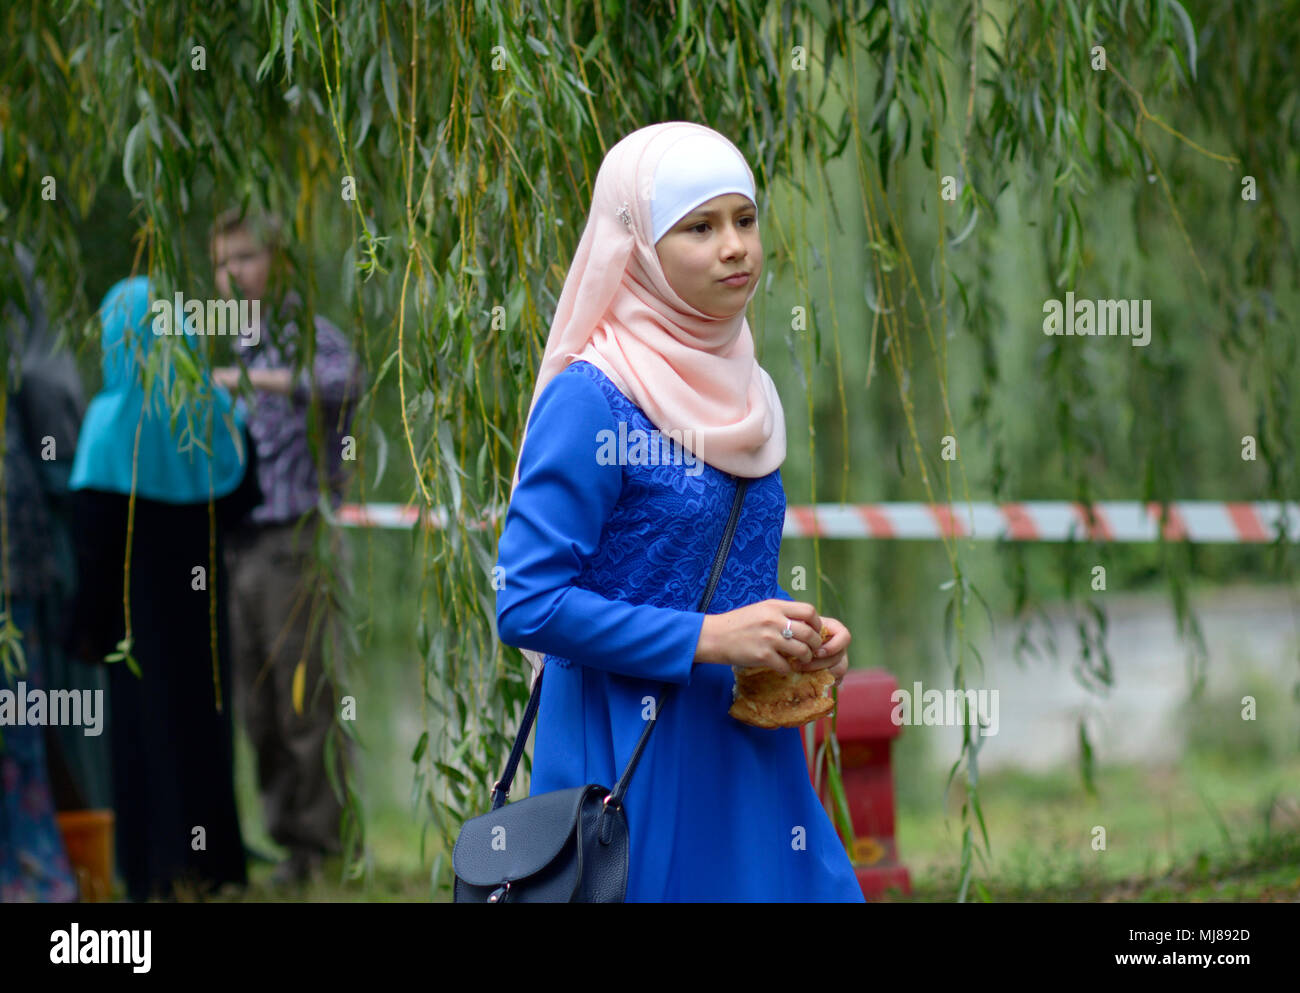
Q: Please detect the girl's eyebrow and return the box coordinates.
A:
[682,203,756,222]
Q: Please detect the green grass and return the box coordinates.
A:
[877,751,1300,902]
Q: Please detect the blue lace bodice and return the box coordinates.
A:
[496,358,793,678]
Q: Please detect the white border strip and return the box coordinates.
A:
[330,501,1300,542]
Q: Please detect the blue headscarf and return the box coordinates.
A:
[69,276,248,502]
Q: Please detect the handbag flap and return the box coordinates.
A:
[452,785,601,887]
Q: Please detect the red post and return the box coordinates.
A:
[807,669,911,899]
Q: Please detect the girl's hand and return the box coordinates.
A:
[795,615,850,688]
[696,599,824,673]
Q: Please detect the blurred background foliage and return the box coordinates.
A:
[2,0,1297,901]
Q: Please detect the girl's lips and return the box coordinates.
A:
[720,273,750,286]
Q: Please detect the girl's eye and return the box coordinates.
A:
[689,216,756,233]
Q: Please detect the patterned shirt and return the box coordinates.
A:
[235,297,364,525]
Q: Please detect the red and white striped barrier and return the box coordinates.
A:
[332,501,1300,543]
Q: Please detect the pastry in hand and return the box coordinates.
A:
[728,624,837,729]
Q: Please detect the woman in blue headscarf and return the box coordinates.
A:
[68,275,261,901]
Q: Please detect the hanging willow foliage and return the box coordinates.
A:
[2,0,1295,902]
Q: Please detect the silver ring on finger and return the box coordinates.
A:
[782,620,794,639]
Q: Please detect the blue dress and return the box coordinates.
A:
[495,359,864,902]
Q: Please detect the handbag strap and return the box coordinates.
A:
[490,474,749,813]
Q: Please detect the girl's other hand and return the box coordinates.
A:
[213,366,241,390]
[793,615,850,688]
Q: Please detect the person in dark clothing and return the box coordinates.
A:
[67,276,261,901]
[0,239,82,902]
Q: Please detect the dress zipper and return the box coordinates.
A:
[700,475,746,610]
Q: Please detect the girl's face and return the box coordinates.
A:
[212,226,272,303]
[655,193,760,318]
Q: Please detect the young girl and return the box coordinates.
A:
[494,121,863,902]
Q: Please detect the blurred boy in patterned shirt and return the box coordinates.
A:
[211,208,363,887]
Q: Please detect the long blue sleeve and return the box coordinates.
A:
[495,370,704,685]
[775,584,794,602]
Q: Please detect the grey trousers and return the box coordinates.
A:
[226,519,347,858]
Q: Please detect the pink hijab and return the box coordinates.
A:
[509,121,787,677]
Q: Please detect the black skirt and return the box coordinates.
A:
[69,435,261,901]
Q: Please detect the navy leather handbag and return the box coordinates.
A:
[453,475,748,902]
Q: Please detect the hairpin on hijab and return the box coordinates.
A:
[616,201,632,228]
